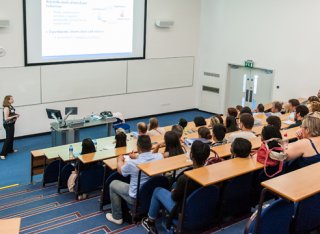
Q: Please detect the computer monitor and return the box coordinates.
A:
[65,107,78,115]
[46,109,62,120]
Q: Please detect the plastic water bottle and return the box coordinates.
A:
[93,139,97,150]
[69,145,74,159]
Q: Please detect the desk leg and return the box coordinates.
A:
[177,178,189,234]
[42,157,47,187]
[132,170,142,223]
[57,159,62,193]
[75,161,81,200]
[30,153,34,184]
[107,123,112,137]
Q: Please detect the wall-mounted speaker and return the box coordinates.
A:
[0,20,10,28]
[155,20,174,28]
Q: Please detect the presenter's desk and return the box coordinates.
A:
[50,117,116,146]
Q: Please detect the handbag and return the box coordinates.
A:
[205,149,223,165]
[257,138,287,178]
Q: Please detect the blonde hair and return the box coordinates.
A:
[301,113,320,137]
[210,116,220,127]
[309,101,320,113]
[3,95,12,108]
[148,117,159,131]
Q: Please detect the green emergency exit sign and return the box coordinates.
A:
[245,60,254,68]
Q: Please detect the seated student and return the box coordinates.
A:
[198,126,212,139]
[137,122,148,135]
[241,106,261,126]
[266,115,282,131]
[212,124,227,146]
[209,115,223,127]
[308,101,320,113]
[307,96,320,103]
[153,131,185,158]
[171,124,184,139]
[270,101,283,116]
[147,118,165,136]
[106,135,163,225]
[226,116,239,133]
[236,105,243,117]
[227,107,238,118]
[178,118,188,129]
[141,141,211,233]
[230,138,252,158]
[287,99,300,120]
[318,89,320,99]
[68,138,96,199]
[227,113,257,143]
[253,103,265,115]
[286,105,309,129]
[115,129,127,148]
[193,116,207,127]
[285,113,320,170]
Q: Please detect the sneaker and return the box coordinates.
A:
[12,149,18,153]
[0,156,5,160]
[106,213,123,225]
[142,217,157,233]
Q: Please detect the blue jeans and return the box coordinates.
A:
[110,180,135,220]
[148,187,176,219]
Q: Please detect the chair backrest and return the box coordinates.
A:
[293,193,320,234]
[114,123,131,133]
[135,175,170,215]
[220,172,253,217]
[182,185,220,232]
[100,171,130,210]
[245,199,294,234]
[59,164,75,189]
[43,160,66,185]
[78,164,104,193]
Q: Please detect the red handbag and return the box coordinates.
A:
[257,139,286,178]
[205,149,223,165]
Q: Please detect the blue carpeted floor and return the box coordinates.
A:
[0,109,247,233]
[0,110,212,187]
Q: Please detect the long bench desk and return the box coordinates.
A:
[0,218,21,234]
[253,162,320,233]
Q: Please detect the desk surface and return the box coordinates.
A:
[185,156,263,186]
[261,162,320,202]
[0,218,21,234]
[137,154,192,176]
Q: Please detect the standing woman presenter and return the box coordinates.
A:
[0,95,19,159]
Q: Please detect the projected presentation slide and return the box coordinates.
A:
[42,0,133,58]
[24,0,146,64]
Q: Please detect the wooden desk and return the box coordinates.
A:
[282,126,299,140]
[137,154,192,176]
[261,162,320,202]
[184,156,263,186]
[0,218,21,234]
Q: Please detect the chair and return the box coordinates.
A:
[100,171,130,210]
[219,173,253,219]
[292,193,320,234]
[244,199,294,234]
[113,118,131,133]
[173,185,220,233]
[43,160,66,186]
[59,164,75,190]
[131,175,170,220]
[75,164,104,198]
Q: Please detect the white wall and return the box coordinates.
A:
[198,0,320,113]
[0,0,201,138]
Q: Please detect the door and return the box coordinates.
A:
[226,65,274,110]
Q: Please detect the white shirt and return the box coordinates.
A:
[227,131,257,143]
[147,127,165,136]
